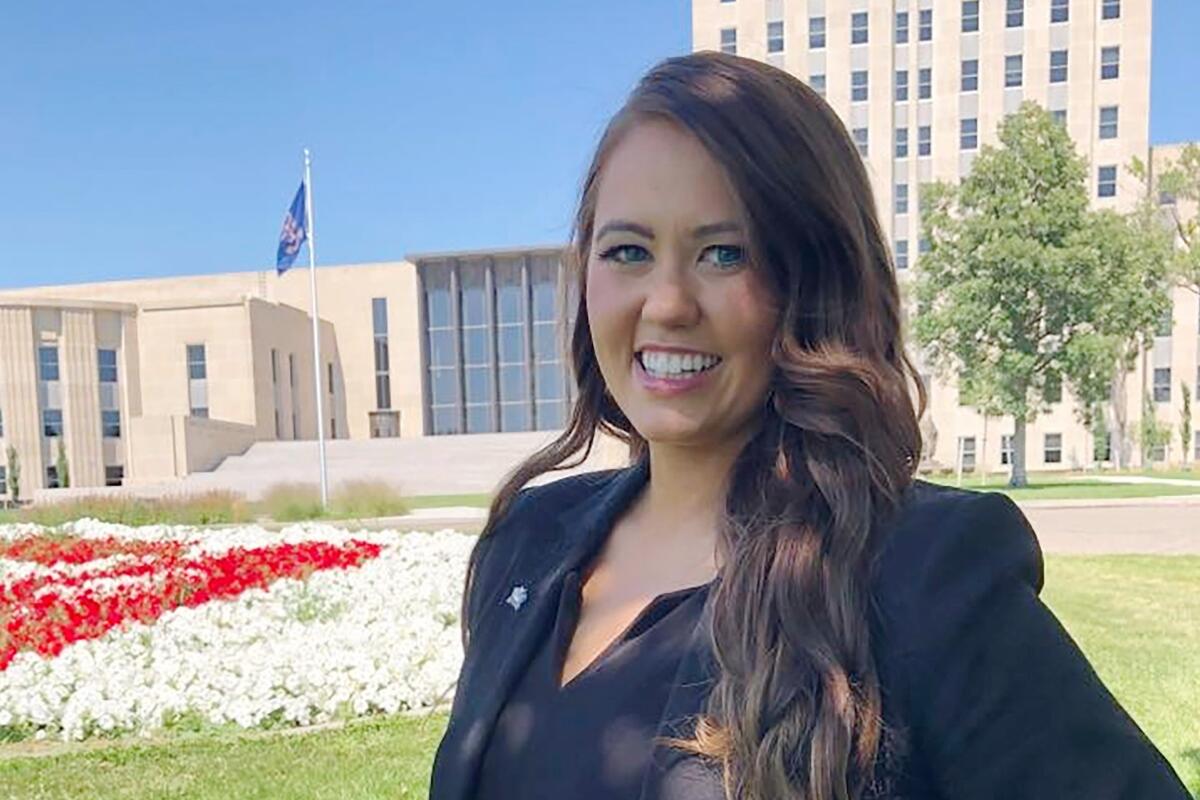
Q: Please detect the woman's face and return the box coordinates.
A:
[586,118,780,451]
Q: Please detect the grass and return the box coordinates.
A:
[255,480,413,522]
[0,555,1195,798]
[0,491,251,528]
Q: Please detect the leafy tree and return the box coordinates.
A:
[1130,142,1200,293]
[55,438,70,489]
[1182,381,1193,469]
[913,101,1151,487]
[1137,390,1172,467]
[5,445,18,503]
[1063,209,1173,469]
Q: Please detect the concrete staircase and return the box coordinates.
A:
[177,430,632,500]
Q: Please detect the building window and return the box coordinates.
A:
[896,183,909,214]
[918,67,932,99]
[1044,433,1063,464]
[105,465,124,487]
[809,16,825,49]
[962,0,979,32]
[1155,302,1173,336]
[373,297,392,410]
[38,346,59,381]
[271,347,279,385]
[102,409,121,438]
[494,257,530,432]
[460,259,496,434]
[187,344,206,379]
[852,70,869,102]
[530,256,566,430]
[918,125,932,157]
[810,73,826,96]
[187,343,208,418]
[1098,165,1117,197]
[960,118,978,150]
[327,362,334,396]
[1102,0,1120,20]
[46,465,59,489]
[853,127,869,157]
[1052,108,1067,127]
[767,20,784,53]
[919,236,932,254]
[1099,431,1112,461]
[895,11,909,43]
[851,11,868,44]
[962,59,979,91]
[1045,370,1062,403]
[0,465,6,496]
[959,436,977,472]
[98,349,117,383]
[1151,442,1166,463]
[1051,0,1070,23]
[895,127,909,158]
[1001,434,1013,465]
[1101,46,1120,79]
[1153,368,1171,402]
[424,266,458,435]
[43,408,63,438]
[1006,0,1024,27]
[719,27,736,54]
[895,69,909,101]
[918,9,932,41]
[1050,49,1068,83]
[895,239,909,270]
[1099,105,1118,139]
[1005,54,1023,87]
[1195,431,1200,462]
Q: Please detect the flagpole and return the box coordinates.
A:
[304,147,330,509]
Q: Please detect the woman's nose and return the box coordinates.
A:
[641,264,701,326]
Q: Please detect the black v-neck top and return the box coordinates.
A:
[474,566,717,798]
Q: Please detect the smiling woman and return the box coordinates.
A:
[429,51,1191,800]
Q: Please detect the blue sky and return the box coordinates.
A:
[0,0,1196,289]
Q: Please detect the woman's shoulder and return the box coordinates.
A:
[868,479,1045,648]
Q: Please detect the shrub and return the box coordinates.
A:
[330,479,410,519]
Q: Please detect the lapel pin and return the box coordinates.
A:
[505,584,529,611]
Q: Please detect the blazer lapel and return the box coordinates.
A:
[438,457,653,800]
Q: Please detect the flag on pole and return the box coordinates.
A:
[276,182,308,274]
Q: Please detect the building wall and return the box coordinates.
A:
[0,261,422,442]
[692,0,1200,472]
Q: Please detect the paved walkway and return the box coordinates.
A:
[1019,499,1200,555]
[1066,474,1200,487]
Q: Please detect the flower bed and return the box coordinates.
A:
[0,519,471,742]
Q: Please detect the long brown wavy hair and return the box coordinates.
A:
[462,51,925,800]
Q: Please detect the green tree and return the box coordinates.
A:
[1062,209,1172,469]
[1182,381,1193,469]
[1137,390,1172,467]
[55,438,70,489]
[913,102,1138,487]
[1090,402,1110,470]
[4,444,18,503]
[1130,142,1200,292]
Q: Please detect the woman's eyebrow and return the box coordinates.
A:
[595,219,743,241]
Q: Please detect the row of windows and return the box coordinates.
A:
[719,0,1122,51]
[37,346,119,383]
[841,49,1121,106]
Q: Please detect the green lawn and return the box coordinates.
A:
[1,556,1196,798]
[924,474,1200,501]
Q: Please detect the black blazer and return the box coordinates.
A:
[429,458,1191,800]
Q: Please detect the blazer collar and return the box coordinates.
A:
[437,456,723,799]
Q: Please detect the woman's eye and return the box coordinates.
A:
[700,244,745,269]
[597,244,650,264]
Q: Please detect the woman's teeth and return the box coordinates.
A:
[638,350,722,377]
